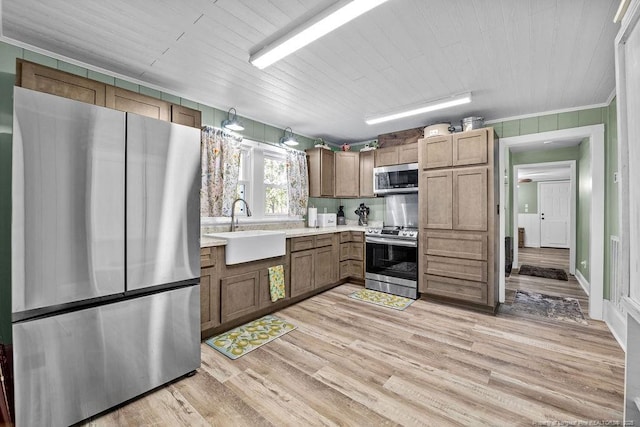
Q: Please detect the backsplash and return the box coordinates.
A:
[308,197,384,223]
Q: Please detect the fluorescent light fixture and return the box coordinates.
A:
[280,127,299,146]
[365,93,472,125]
[222,107,244,132]
[250,0,390,69]
[614,0,630,23]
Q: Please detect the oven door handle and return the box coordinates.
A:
[365,237,417,247]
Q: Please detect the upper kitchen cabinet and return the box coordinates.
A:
[359,150,375,197]
[419,129,489,170]
[17,59,106,106]
[106,86,171,121]
[334,151,359,198]
[453,129,488,166]
[171,105,202,128]
[374,143,418,167]
[307,147,335,198]
[15,59,202,128]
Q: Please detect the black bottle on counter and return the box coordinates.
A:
[337,205,346,225]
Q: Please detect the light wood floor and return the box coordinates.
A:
[509,247,588,311]
[84,280,624,426]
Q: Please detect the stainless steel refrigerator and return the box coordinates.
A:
[11,87,201,426]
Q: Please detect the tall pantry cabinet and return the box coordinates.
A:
[418,128,498,311]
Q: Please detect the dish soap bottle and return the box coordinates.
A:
[337,205,346,225]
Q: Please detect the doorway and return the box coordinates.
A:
[498,125,605,320]
[512,161,576,277]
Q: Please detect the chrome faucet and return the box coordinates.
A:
[230,198,252,231]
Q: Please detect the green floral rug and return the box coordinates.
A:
[349,288,415,311]
[205,315,296,360]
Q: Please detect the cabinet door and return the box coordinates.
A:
[315,246,335,287]
[339,243,351,262]
[359,150,375,197]
[425,255,487,282]
[258,265,290,309]
[171,104,202,128]
[419,136,452,169]
[200,266,219,329]
[221,271,260,323]
[335,152,359,197]
[375,146,399,166]
[350,242,364,261]
[105,86,171,121]
[422,170,453,229]
[424,231,487,260]
[398,143,418,164]
[18,60,106,106]
[291,250,315,297]
[453,168,487,231]
[453,130,488,166]
[320,149,335,197]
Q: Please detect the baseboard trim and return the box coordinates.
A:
[575,270,590,296]
[603,300,627,352]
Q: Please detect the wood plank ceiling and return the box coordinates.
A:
[1,0,621,142]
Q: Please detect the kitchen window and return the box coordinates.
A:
[205,138,299,224]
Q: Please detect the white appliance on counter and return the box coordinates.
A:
[11,87,201,427]
[317,213,337,227]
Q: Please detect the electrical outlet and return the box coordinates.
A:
[614,172,619,183]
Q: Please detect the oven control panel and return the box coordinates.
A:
[366,228,418,240]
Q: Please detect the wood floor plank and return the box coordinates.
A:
[82,256,624,427]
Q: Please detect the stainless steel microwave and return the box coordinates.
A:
[373,163,419,194]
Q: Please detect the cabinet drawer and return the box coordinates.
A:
[291,236,315,252]
[424,232,487,261]
[425,255,487,282]
[200,247,216,268]
[339,243,351,261]
[422,274,487,305]
[339,260,351,279]
[350,242,364,261]
[340,231,352,243]
[350,232,364,243]
[315,234,334,248]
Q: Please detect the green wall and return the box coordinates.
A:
[494,100,618,298]
[577,138,591,281]
[517,182,538,214]
[0,40,325,345]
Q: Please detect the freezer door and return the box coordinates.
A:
[126,114,201,291]
[13,285,201,427]
[12,87,126,314]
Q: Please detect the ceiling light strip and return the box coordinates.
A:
[365,92,472,125]
[250,0,389,69]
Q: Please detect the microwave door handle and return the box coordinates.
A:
[366,237,417,247]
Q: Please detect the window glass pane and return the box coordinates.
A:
[264,156,288,215]
[265,186,288,215]
[264,157,287,185]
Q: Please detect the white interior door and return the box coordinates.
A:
[539,181,570,248]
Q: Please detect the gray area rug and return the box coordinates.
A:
[500,290,588,325]
[518,264,568,281]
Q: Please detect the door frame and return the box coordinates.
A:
[512,162,575,275]
[499,125,605,320]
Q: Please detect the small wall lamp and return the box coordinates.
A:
[221,108,244,132]
[280,127,298,146]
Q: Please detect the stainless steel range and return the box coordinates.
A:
[365,194,419,299]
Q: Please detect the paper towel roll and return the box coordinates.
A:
[308,207,317,228]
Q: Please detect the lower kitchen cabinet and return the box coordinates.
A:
[200,246,220,330]
[220,271,260,323]
[258,266,290,309]
[315,245,336,287]
[291,249,315,297]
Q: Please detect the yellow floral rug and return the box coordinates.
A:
[349,289,415,311]
[205,315,296,360]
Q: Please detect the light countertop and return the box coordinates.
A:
[200,225,368,248]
